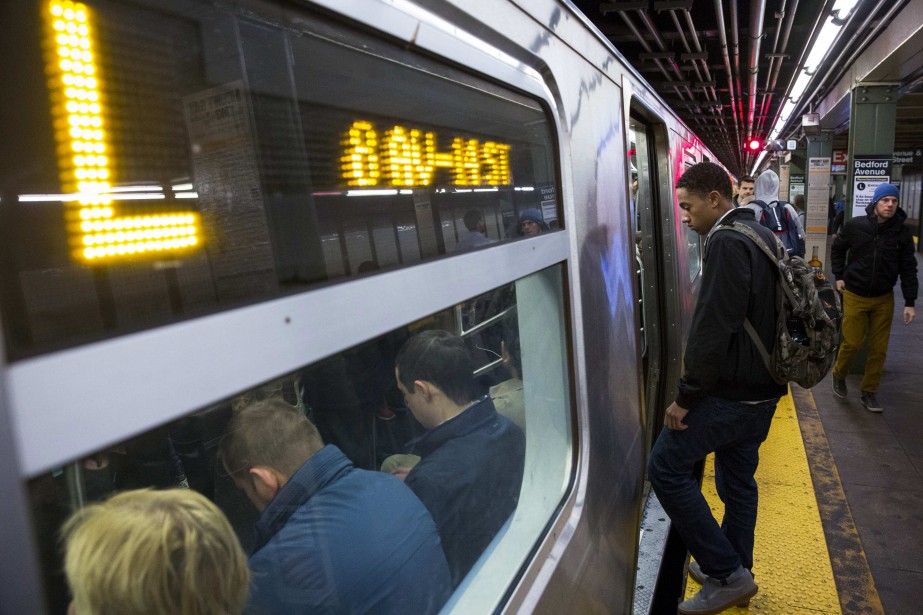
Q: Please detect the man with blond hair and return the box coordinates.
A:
[220,398,451,614]
[62,489,249,615]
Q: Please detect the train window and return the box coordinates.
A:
[0,0,558,361]
[682,160,703,280]
[26,264,572,613]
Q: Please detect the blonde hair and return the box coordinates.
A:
[62,489,249,615]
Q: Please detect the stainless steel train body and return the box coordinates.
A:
[0,0,717,612]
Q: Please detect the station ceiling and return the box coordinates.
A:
[568,0,919,177]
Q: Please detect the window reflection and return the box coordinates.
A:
[1,0,558,360]
[28,268,572,613]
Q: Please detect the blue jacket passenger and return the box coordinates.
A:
[405,396,525,586]
[246,444,452,614]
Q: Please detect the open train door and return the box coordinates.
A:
[629,113,672,455]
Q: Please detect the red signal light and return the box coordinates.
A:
[745,138,762,152]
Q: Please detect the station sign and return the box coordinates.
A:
[893,149,923,165]
[852,154,892,218]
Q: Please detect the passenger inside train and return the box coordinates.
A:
[396,330,526,586]
[25,275,551,612]
[61,489,250,615]
[219,398,452,614]
[516,207,550,236]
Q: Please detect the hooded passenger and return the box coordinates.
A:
[517,208,549,236]
[748,169,805,256]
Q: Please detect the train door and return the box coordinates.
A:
[629,115,668,449]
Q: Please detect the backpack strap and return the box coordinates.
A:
[710,222,790,374]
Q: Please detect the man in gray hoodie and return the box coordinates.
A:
[744,170,805,257]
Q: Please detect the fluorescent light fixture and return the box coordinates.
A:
[804,16,841,73]
[108,193,166,200]
[175,192,199,199]
[19,191,165,202]
[789,71,812,102]
[110,185,164,193]
[18,193,72,202]
[473,188,499,192]
[453,188,472,193]
[399,189,413,195]
[832,0,860,18]
[346,189,398,197]
[171,183,193,191]
[514,186,535,191]
[751,151,768,176]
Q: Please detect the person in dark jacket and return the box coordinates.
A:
[830,183,917,412]
[648,162,785,615]
[395,330,525,587]
[219,399,452,614]
[732,174,755,207]
[516,208,549,236]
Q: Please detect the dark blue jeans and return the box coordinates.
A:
[648,396,778,579]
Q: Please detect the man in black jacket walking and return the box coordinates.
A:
[649,162,787,615]
[830,183,917,412]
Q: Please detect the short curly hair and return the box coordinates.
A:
[676,162,733,200]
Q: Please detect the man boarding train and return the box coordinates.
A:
[649,162,785,615]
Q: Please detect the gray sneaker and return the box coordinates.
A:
[687,560,706,585]
[832,376,847,398]
[678,565,757,615]
[687,561,754,587]
[861,392,883,412]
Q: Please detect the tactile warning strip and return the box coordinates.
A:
[683,390,842,614]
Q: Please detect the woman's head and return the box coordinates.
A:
[62,489,249,615]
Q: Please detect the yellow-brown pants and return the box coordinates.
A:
[832,289,894,393]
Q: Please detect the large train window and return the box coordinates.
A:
[682,152,703,279]
[26,264,572,613]
[0,0,558,361]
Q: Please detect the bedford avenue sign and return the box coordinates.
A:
[852,155,892,219]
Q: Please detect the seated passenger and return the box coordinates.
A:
[517,208,549,236]
[453,209,495,252]
[61,488,249,615]
[219,399,451,614]
[395,330,525,586]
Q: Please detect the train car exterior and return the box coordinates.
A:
[0,0,721,612]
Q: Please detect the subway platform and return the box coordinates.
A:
[684,252,923,615]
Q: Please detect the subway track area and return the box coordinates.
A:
[683,253,923,615]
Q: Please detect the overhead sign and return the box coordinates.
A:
[893,149,923,165]
[852,154,892,218]
[832,150,848,165]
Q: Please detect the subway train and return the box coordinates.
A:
[0,0,720,612]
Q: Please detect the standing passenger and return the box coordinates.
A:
[61,489,249,615]
[732,175,755,207]
[396,330,525,586]
[648,162,786,614]
[830,183,917,411]
[219,399,452,614]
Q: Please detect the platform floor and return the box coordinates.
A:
[809,251,923,615]
[684,252,922,615]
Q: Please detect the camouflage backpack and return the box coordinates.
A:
[713,222,842,389]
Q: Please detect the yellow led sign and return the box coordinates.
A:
[44,1,200,262]
[342,120,511,188]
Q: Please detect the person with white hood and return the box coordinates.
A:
[744,170,806,257]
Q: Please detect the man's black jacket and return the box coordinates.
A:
[831,203,918,306]
[676,207,788,408]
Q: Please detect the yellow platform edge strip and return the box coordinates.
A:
[683,389,843,614]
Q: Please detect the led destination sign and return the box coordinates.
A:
[342,120,512,188]
[44,0,200,262]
